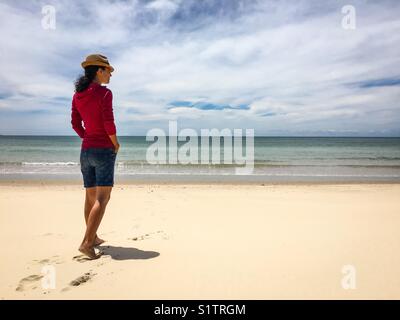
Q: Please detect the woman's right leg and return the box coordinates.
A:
[84,187,107,245]
[79,186,112,259]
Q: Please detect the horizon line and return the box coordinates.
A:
[1,135,400,138]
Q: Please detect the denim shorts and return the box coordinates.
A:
[80,148,117,188]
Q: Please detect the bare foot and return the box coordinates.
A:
[78,245,101,260]
[94,236,105,246]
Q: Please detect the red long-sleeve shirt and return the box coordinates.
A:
[71,82,116,149]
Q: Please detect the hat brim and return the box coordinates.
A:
[81,61,114,72]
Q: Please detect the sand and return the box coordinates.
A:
[0,181,399,299]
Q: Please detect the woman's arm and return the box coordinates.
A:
[71,97,85,139]
[102,90,119,152]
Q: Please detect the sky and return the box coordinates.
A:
[0,0,399,136]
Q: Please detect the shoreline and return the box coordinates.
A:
[1,178,400,187]
[1,172,400,186]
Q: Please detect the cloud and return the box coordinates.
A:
[0,0,399,136]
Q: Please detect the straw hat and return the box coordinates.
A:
[81,54,114,72]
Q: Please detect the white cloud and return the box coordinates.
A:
[0,0,399,136]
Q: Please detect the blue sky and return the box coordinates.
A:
[0,0,399,136]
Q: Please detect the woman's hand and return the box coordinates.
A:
[108,134,120,154]
[114,142,120,154]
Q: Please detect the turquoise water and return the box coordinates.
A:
[1,135,400,182]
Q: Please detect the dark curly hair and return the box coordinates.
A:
[74,65,105,92]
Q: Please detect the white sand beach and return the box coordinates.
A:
[0,182,399,299]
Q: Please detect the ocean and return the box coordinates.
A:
[1,135,400,183]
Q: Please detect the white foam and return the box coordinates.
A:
[22,162,78,166]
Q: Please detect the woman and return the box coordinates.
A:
[71,54,120,259]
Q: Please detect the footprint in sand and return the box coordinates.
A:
[73,253,111,266]
[61,271,96,292]
[69,272,95,286]
[16,275,43,292]
[38,233,64,238]
[128,230,170,241]
[72,255,93,263]
[33,255,64,265]
[128,233,151,241]
[73,249,104,263]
